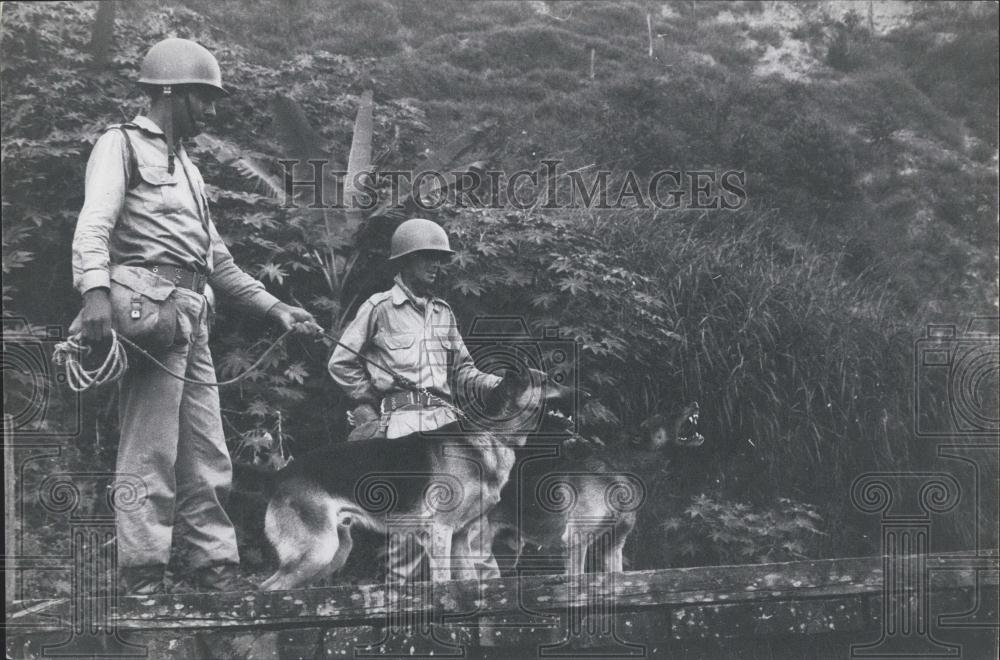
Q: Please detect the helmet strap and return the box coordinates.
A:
[183,92,196,138]
[162,85,175,174]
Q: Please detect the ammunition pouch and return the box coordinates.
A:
[109,265,179,354]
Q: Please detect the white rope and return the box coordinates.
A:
[51,327,298,392]
[52,329,129,392]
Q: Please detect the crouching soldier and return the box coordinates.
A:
[71,38,320,594]
[328,218,501,582]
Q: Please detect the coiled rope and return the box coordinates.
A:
[53,327,296,392]
[52,330,130,392]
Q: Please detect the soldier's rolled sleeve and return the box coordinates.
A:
[206,221,281,317]
[72,131,128,294]
[328,302,379,405]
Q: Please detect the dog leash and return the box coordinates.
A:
[54,327,469,419]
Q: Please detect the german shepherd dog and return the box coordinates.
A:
[488,402,704,576]
[256,367,574,591]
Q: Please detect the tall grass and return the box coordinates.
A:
[570,207,925,554]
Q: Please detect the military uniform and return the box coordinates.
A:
[72,116,280,579]
[329,274,500,438]
[329,275,502,581]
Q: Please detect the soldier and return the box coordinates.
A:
[328,218,501,582]
[72,38,320,594]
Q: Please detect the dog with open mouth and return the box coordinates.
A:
[488,401,705,576]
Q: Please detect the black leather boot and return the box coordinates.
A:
[191,563,246,592]
[119,565,166,595]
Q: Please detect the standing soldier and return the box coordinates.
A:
[72,38,319,594]
[328,218,501,582]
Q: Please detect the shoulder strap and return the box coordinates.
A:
[173,143,214,266]
[104,125,139,190]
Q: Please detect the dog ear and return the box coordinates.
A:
[638,413,662,432]
[637,413,667,449]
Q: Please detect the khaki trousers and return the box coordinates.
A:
[114,288,239,569]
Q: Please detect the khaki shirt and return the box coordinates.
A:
[72,116,280,316]
[328,275,501,438]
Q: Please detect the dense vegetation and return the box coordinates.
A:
[2,1,997,590]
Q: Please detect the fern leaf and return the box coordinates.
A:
[271,94,329,160]
[344,90,373,232]
[194,133,284,199]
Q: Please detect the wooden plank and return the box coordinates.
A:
[7,552,996,633]
[8,587,993,658]
[4,415,15,614]
[317,587,995,654]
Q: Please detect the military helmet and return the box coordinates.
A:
[389,218,455,261]
[138,37,227,95]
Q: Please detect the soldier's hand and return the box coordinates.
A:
[268,302,322,335]
[78,288,113,343]
[348,403,379,428]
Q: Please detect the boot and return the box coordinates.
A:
[119,565,166,595]
[191,562,246,592]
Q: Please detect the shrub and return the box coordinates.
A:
[328,0,403,56]
[454,25,589,73]
[659,495,825,566]
[826,10,874,72]
[585,70,726,172]
[780,115,857,200]
[748,25,783,49]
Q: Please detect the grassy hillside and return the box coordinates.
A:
[2,1,997,587]
[182,0,997,314]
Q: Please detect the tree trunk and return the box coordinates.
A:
[88,1,115,68]
[646,13,654,58]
